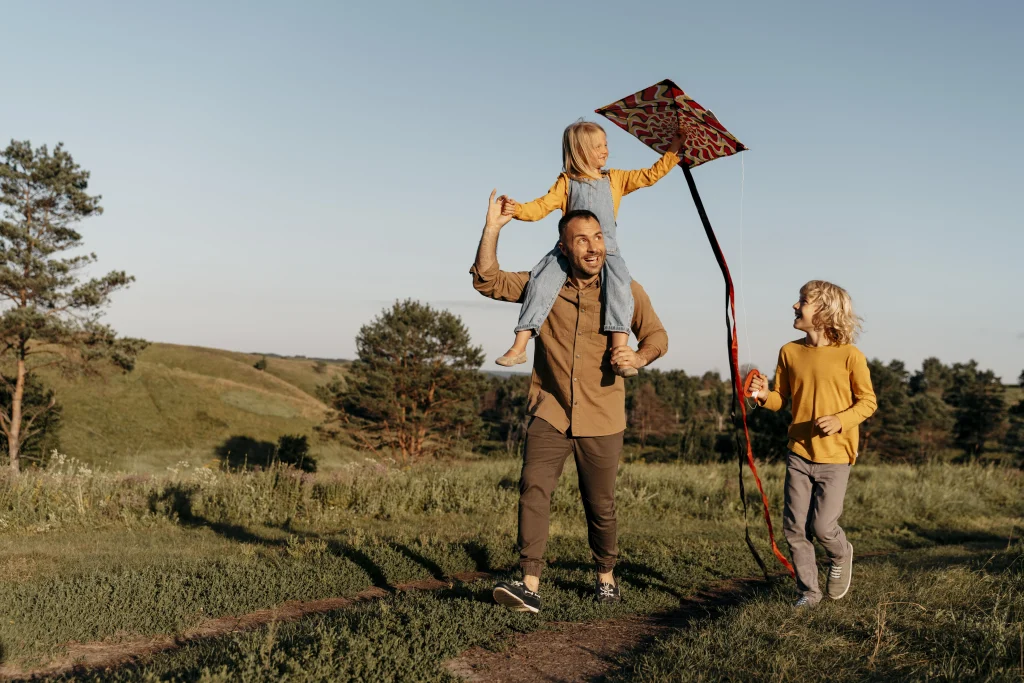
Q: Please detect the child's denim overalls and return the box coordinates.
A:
[515,174,633,335]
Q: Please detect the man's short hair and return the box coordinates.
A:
[558,209,600,239]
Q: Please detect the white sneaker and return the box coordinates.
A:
[826,542,853,600]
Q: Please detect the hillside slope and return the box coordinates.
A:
[35,343,349,471]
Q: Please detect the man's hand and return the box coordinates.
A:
[815,415,842,436]
[610,346,647,373]
[486,190,514,231]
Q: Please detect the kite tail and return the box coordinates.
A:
[682,166,795,579]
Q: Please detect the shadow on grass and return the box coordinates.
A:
[149,484,512,595]
[149,485,394,589]
[546,559,705,603]
[149,485,288,548]
[896,523,1012,548]
[461,540,494,573]
[393,544,447,581]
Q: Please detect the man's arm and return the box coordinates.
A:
[610,281,668,372]
[471,191,531,302]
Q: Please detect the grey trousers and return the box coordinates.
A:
[783,452,852,600]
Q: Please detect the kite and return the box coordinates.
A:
[597,80,794,579]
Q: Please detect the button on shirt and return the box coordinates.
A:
[470,262,668,436]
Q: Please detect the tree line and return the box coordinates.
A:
[322,300,1023,466]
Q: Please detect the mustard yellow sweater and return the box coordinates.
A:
[513,151,680,221]
[760,340,877,464]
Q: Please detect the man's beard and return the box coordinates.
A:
[571,251,605,277]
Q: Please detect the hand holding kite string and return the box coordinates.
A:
[745,369,768,402]
[666,122,697,154]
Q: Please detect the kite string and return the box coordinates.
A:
[738,154,753,370]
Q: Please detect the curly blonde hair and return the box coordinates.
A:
[800,280,862,345]
[562,120,606,181]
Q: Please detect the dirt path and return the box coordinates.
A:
[0,571,491,680]
[445,577,763,683]
[442,545,1010,683]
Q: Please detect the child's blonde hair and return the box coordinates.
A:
[800,280,862,345]
[562,120,606,181]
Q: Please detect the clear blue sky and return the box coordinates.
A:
[4,0,1022,380]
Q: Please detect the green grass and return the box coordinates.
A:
[32,343,350,471]
[0,459,1019,678]
[610,543,1024,682]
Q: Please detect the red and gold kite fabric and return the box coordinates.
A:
[595,79,746,169]
[597,80,794,579]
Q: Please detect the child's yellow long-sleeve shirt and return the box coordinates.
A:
[760,340,877,464]
[513,151,680,221]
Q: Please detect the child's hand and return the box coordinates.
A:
[749,374,769,399]
[815,415,843,436]
[498,196,519,216]
[667,121,697,154]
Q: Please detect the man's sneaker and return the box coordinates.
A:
[595,580,621,604]
[826,542,854,600]
[793,595,819,609]
[493,580,541,613]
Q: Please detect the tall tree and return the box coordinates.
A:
[0,141,145,471]
[0,373,62,464]
[861,359,916,460]
[907,392,954,461]
[909,357,953,396]
[945,361,1007,457]
[323,300,486,462]
[627,382,676,447]
[1003,397,1024,463]
[480,374,531,456]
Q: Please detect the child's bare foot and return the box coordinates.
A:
[495,348,528,367]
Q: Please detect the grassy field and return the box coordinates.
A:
[611,542,1024,682]
[0,458,1019,680]
[32,343,352,472]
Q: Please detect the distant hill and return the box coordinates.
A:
[34,343,350,472]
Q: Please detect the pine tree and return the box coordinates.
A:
[323,300,486,462]
[0,141,145,470]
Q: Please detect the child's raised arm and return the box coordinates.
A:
[508,175,569,222]
[612,123,692,197]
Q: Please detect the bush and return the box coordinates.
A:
[277,435,316,472]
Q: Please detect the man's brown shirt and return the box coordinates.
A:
[471,262,668,436]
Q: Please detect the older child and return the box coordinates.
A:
[749,280,877,607]
[496,120,686,376]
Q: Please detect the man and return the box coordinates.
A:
[471,191,668,613]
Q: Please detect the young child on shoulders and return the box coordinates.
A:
[496,119,688,377]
